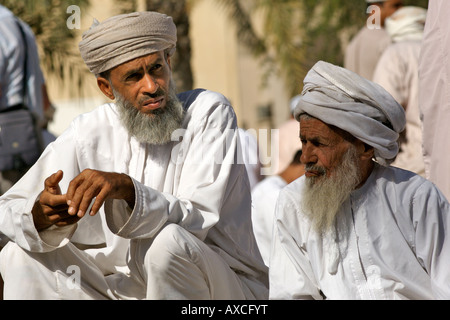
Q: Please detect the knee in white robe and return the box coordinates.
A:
[131,223,252,299]
[0,241,117,300]
[0,224,259,300]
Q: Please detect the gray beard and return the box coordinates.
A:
[301,145,361,235]
[114,79,184,145]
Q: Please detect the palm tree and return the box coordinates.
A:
[212,0,428,97]
[5,0,428,101]
[0,0,91,96]
[2,0,196,96]
[213,0,367,97]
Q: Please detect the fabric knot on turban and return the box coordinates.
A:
[79,11,177,75]
[293,60,406,166]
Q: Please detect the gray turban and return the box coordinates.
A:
[79,11,177,75]
[293,61,406,166]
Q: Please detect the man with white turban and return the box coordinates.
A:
[269,60,450,300]
[373,6,427,177]
[0,11,268,300]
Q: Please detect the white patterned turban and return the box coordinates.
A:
[79,11,177,75]
[293,61,406,166]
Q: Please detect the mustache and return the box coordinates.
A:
[139,87,166,103]
[305,164,327,175]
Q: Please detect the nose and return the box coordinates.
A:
[300,142,318,165]
[141,73,159,95]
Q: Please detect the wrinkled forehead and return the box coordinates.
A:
[299,114,356,143]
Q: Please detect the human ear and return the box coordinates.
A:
[360,142,375,161]
[97,77,115,100]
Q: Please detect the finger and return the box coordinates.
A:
[44,208,72,225]
[44,170,64,195]
[66,174,90,216]
[34,184,67,231]
[89,189,109,216]
[42,200,69,213]
[70,182,99,218]
[85,176,114,216]
[54,215,81,227]
[66,176,83,206]
[87,173,135,215]
[40,193,68,209]
[77,191,98,218]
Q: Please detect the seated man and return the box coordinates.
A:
[0,11,268,300]
[269,60,450,300]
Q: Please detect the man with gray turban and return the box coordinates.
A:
[269,60,450,300]
[0,11,268,300]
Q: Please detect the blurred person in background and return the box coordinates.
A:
[418,0,450,201]
[0,4,55,196]
[0,4,56,300]
[274,95,302,175]
[238,128,264,190]
[373,6,427,177]
[251,149,304,266]
[344,0,403,80]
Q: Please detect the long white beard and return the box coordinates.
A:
[114,79,184,145]
[301,145,361,235]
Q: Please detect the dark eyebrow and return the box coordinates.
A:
[300,134,328,146]
[122,58,165,80]
[123,68,142,80]
[309,137,323,145]
[300,133,319,141]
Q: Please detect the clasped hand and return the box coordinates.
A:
[32,169,135,232]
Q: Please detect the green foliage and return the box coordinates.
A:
[217,0,429,97]
[1,0,91,95]
[2,0,429,99]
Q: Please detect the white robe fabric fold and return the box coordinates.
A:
[251,175,287,266]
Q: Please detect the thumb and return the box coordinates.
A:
[45,170,64,195]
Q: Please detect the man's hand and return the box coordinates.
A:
[66,169,135,218]
[32,170,79,232]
